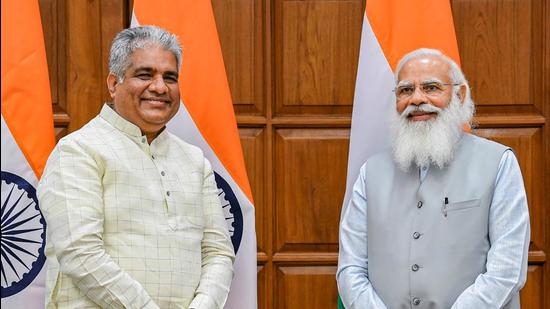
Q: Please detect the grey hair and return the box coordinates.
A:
[395,48,475,125]
[108,25,182,82]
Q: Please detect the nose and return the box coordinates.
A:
[408,85,427,106]
[148,76,168,94]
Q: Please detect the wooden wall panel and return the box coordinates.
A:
[39,0,68,141]
[258,265,267,309]
[240,127,267,253]
[274,129,348,252]
[100,1,128,103]
[274,0,362,115]
[213,0,265,115]
[452,0,543,110]
[39,0,63,109]
[521,265,544,309]
[275,265,338,309]
[66,0,103,132]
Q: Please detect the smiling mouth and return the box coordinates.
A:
[141,98,170,105]
[407,112,437,121]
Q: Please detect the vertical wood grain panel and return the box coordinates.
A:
[520,265,543,308]
[213,0,265,115]
[274,129,349,252]
[274,0,362,115]
[100,1,127,103]
[275,265,338,309]
[39,0,60,106]
[39,0,68,141]
[240,127,266,253]
[258,265,267,309]
[452,0,543,110]
[66,0,103,132]
[544,2,550,307]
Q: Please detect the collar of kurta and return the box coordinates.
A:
[99,103,168,144]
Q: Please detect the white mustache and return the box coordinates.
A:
[401,104,442,118]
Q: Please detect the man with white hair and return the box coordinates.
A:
[337,48,530,308]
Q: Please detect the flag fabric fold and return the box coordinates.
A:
[1,1,55,307]
[132,1,257,308]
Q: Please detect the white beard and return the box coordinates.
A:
[390,95,474,171]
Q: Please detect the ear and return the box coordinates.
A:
[457,84,467,104]
[106,73,119,99]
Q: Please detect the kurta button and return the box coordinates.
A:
[141,137,146,143]
[412,264,419,271]
[152,155,155,159]
[413,297,421,306]
[161,171,166,176]
[413,232,420,239]
[166,191,170,196]
[417,201,423,208]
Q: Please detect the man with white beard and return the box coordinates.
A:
[337,48,530,309]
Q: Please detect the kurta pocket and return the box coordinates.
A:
[447,198,481,212]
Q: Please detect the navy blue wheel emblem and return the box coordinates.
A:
[214,172,243,253]
[1,171,46,298]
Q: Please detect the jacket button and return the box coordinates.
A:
[413,297,421,305]
[413,232,421,239]
[412,264,419,271]
[417,201,423,208]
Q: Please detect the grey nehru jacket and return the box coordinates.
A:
[364,134,519,308]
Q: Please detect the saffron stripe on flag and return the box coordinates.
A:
[1,1,55,178]
[367,0,461,69]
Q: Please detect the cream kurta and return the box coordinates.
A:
[38,104,234,309]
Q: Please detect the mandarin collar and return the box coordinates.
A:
[99,104,168,142]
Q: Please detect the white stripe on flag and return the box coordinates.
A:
[342,13,396,210]
[1,117,38,185]
[1,116,46,308]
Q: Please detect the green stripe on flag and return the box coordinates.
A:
[337,294,345,309]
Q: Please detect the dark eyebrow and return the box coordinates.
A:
[164,71,179,79]
[133,67,153,74]
[133,67,178,79]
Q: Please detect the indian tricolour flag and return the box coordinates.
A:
[338,0,460,307]
[1,1,55,307]
[132,1,257,308]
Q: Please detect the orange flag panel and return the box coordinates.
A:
[1,1,55,178]
[367,0,461,71]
